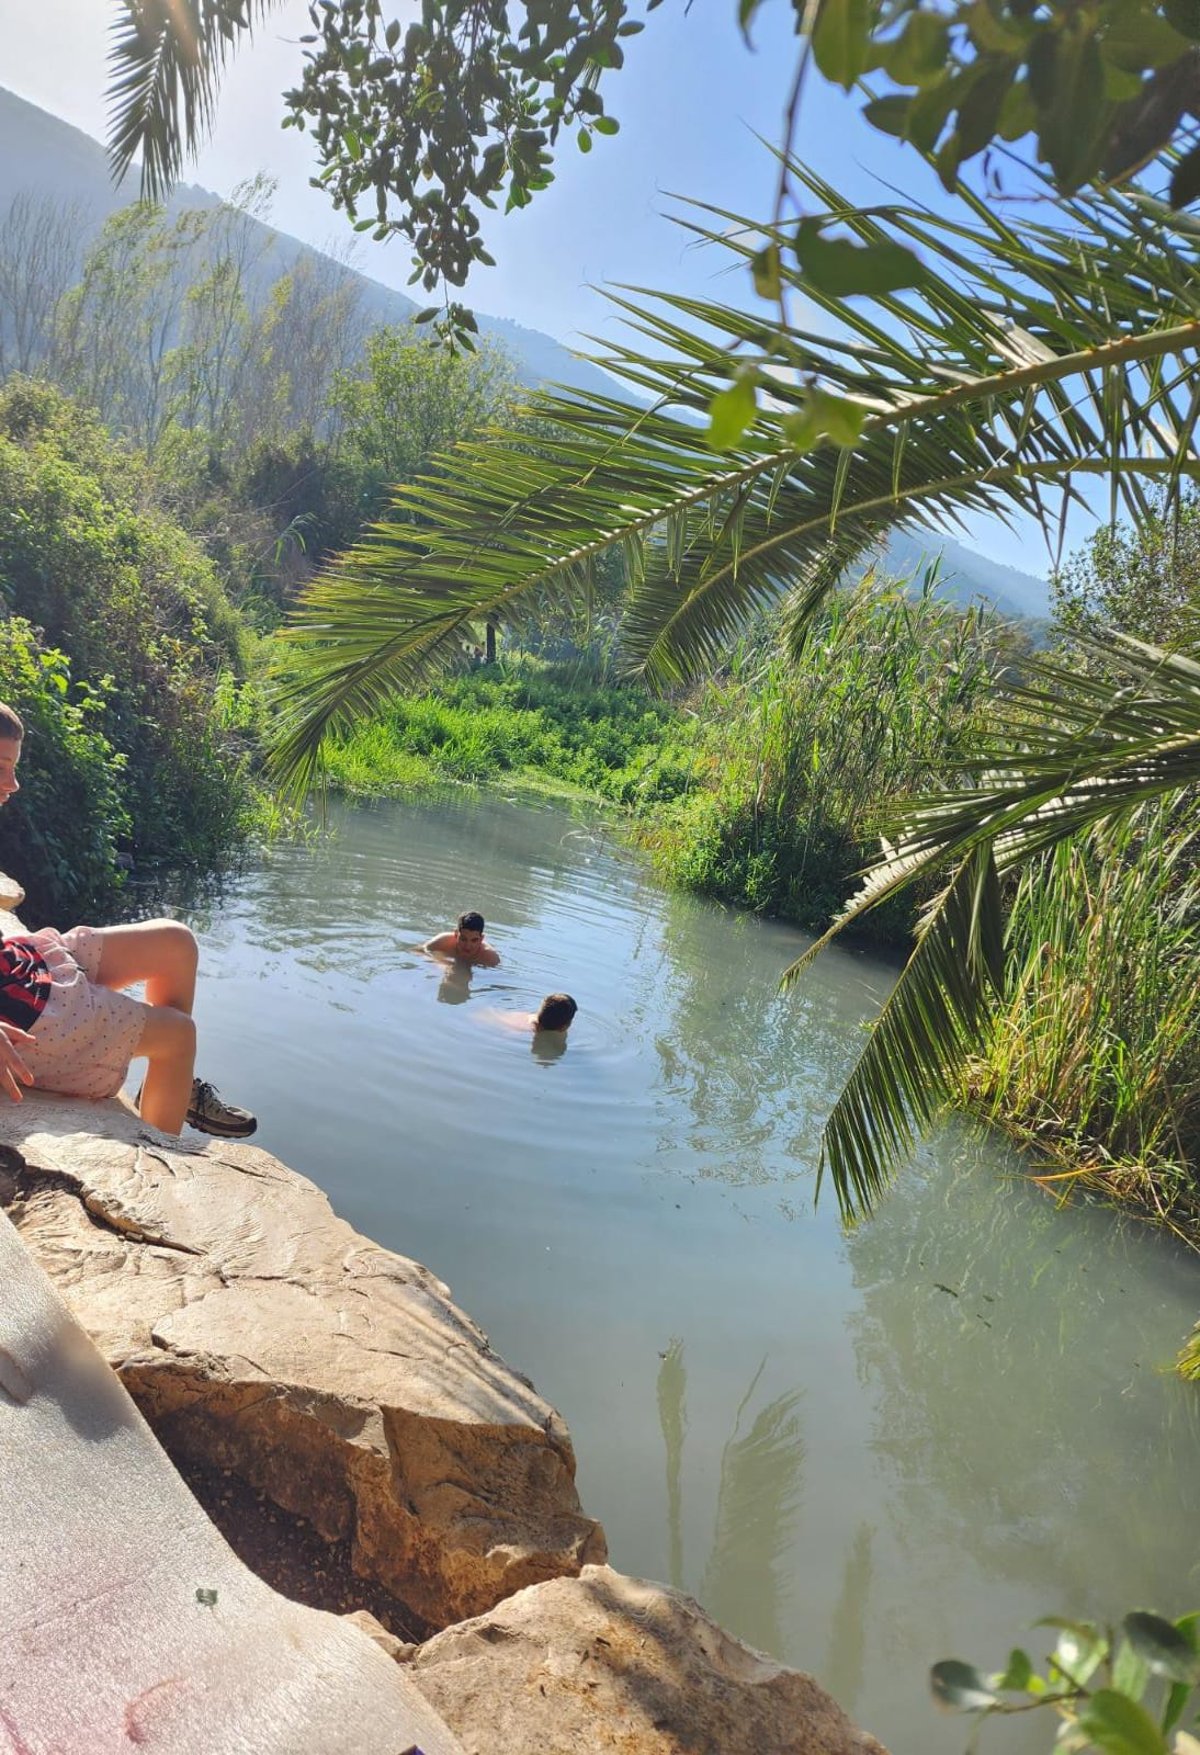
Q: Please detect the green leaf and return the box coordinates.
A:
[993,1648,1035,1692]
[593,114,620,134]
[1077,1690,1168,1755]
[1104,10,1189,71]
[883,11,950,83]
[794,220,925,295]
[809,387,866,445]
[862,94,912,135]
[1164,0,1200,38]
[578,128,593,152]
[812,0,871,89]
[751,242,782,299]
[1171,140,1200,207]
[930,1660,999,1711]
[966,1,1029,55]
[1123,1613,1200,1685]
[1032,28,1107,190]
[706,373,758,450]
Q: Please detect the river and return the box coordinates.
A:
[179,792,1200,1754]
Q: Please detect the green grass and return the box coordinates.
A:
[322,657,697,806]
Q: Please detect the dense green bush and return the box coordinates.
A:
[0,379,256,874]
[643,581,1007,943]
[0,619,129,923]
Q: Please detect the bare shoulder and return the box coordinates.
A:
[423,933,455,955]
[479,944,501,967]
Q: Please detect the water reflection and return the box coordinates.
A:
[183,794,1200,1755]
[657,1342,805,1657]
[844,1132,1200,1612]
[435,960,473,1006]
[823,1523,874,1718]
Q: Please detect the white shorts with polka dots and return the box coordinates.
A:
[24,926,148,1101]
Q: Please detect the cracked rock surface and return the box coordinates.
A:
[0,1093,605,1628]
[395,1564,890,1754]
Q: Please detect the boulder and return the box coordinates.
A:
[0,1093,605,1628]
[398,1564,889,1754]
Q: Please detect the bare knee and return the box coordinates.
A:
[140,1005,196,1064]
[156,920,198,974]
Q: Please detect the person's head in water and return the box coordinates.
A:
[455,910,486,955]
[534,993,577,1033]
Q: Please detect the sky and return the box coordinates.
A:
[0,0,1100,579]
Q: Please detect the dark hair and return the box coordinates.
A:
[457,910,485,934]
[0,703,24,742]
[535,993,577,1031]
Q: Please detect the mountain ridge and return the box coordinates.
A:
[0,85,617,401]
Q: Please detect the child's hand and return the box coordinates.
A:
[0,1024,35,1101]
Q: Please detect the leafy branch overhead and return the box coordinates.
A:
[109,0,653,337]
[110,0,1200,322]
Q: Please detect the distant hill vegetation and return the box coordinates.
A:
[0,85,615,400]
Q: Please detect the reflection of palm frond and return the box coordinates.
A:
[823,1522,875,1716]
[269,161,1200,1217]
[702,1363,804,1656]
[657,1338,688,1591]
[108,3,280,199]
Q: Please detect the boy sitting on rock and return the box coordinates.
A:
[0,703,255,1138]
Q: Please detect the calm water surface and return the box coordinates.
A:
[182,793,1200,1754]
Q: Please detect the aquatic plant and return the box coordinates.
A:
[932,1609,1200,1754]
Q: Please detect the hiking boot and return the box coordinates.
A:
[186,1078,258,1139]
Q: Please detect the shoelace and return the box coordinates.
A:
[190,1080,217,1112]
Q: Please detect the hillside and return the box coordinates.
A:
[876,528,1050,623]
[0,86,616,400]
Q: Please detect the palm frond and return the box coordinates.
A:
[272,161,1200,786]
[783,846,1005,1221]
[775,630,1200,1217]
[107,2,279,198]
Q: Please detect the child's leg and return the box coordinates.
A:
[133,1004,197,1134]
[89,921,198,1015]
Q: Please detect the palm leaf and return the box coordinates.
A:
[271,161,1200,787]
[107,2,280,199]
[779,630,1200,1218]
[786,845,1006,1221]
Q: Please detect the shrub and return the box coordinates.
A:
[0,379,256,872]
[0,618,129,923]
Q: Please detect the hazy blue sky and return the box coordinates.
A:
[0,0,1093,578]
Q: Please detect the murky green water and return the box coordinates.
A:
[181,793,1200,1754]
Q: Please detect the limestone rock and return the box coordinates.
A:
[1,1206,464,1755]
[0,869,25,910]
[399,1564,889,1754]
[0,1093,605,1628]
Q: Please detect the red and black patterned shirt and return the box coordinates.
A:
[0,936,51,1032]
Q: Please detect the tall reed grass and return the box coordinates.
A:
[966,805,1200,1236]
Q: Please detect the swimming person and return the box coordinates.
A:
[423,910,500,967]
[482,992,578,1039]
[0,702,256,1138]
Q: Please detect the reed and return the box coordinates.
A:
[965,805,1200,1237]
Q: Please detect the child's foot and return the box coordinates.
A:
[186,1078,258,1139]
